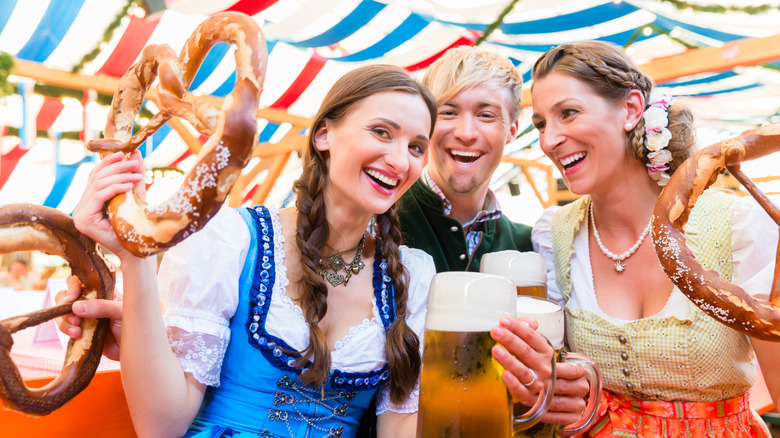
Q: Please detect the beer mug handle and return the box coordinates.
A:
[511,345,557,433]
[556,352,603,437]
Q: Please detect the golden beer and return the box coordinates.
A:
[516,284,547,298]
[417,330,511,438]
[417,272,555,438]
[480,251,548,299]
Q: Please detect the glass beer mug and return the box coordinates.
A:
[416,272,556,438]
[480,250,547,298]
[515,296,602,437]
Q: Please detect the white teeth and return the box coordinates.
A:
[451,150,480,157]
[365,169,399,187]
[559,152,586,166]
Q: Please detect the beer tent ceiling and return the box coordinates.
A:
[2,0,780,220]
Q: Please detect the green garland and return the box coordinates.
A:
[655,0,777,14]
[623,23,697,49]
[5,126,82,140]
[475,0,521,46]
[71,0,139,73]
[0,51,15,97]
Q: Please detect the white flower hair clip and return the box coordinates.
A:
[643,90,673,186]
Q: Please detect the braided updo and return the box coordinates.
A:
[531,41,694,174]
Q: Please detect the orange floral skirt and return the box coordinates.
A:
[588,390,770,437]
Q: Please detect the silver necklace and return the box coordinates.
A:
[318,233,367,287]
[589,202,652,273]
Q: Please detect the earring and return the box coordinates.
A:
[624,122,633,131]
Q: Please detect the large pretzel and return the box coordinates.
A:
[652,124,780,341]
[87,11,267,256]
[0,204,115,415]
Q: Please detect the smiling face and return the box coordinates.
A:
[531,72,644,195]
[427,82,519,200]
[314,91,431,218]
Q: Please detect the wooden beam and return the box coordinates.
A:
[228,158,271,207]
[641,33,780,84]
[252,152,292,205]
[253,135,307,158]
[521,33,780,108]
[167,118,203,154]
[12,59,312,127]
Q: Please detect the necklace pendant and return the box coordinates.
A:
[329,254,345,271]
[325,271,345,287]
[614,261,625,273]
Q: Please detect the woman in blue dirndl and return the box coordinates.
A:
[70,65,439,438]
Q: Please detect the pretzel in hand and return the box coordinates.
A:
[0,205,115,415]
[652,124,780,341]
[87,11,267,256]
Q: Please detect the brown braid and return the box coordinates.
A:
[289,65,436,390]
[532,41,695,174]
[375,208,421,404]
[292,144,333,385]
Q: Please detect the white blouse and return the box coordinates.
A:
[532,196,778,325]
[157,207,436,414]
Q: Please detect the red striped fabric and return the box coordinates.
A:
[225,0,280,16]
[270,54,327,109]
[97,16,161,77]
[35,97,65,131]
[404,34,476,73]
[169,148,193,169]
[0,144,28,189]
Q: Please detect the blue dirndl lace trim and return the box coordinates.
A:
[244,206,395,391]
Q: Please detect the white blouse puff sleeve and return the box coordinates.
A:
[531,196,779,315]
[158,207,250,387]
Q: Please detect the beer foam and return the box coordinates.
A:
[426,272,515,332]
[516,296,564,348]
[480,250,546,286]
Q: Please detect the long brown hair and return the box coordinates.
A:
[531,41,694,174]
[291,65,436,403]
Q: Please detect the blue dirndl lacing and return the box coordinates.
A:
[244,206,396,391]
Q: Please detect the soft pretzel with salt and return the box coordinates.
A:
[0,204,115,415]
[652,124,780,341]
[88,11,267,256]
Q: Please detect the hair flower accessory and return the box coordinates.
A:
[643,90,673,186]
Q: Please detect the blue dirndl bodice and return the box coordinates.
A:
[184,206,397,438]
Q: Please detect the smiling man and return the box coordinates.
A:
[398,46,532,272]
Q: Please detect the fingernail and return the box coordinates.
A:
[493,347,505,358]
[493,326,505,336]
[72,301,85,313]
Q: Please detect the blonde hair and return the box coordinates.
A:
[423,46,523,122]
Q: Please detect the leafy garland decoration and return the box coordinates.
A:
[474,0,521,46]
[0,51,15,98]
[71,0,139,73]
[654,0,777,14]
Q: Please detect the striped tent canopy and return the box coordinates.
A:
[2,0,780,222]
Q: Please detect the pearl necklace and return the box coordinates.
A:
[589,202,652,273]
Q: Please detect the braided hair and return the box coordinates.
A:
[531,41,694,174]
[291,65,436,403]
